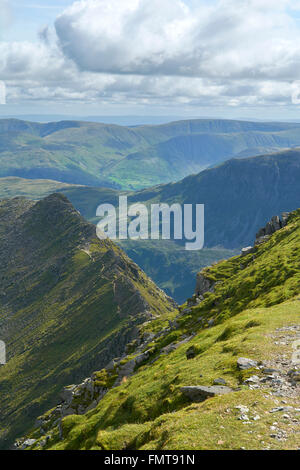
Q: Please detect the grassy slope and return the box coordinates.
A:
[28,209,300,450]
[0,194,174,449]
[0,177,81,199]
[2,118,300,189]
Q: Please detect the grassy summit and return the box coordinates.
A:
[24,208,300,450]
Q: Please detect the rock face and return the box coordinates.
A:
[181,385,233,402]
[240,213,290,255]
[255,213,289,245]
[195,273,215,297]
[57,377,108,418]
[237,357,259,370]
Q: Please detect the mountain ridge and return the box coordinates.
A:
[0,194,175,449]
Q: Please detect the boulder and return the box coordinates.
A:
[281,212,290,226]
[262,368,280,375]
[21,439,36,449]
[161,342,178,355]
[135,350,151,366]
[181,385,233,402]
[241,246,255,257]
[237,357,258,370]
[213,378,227,386]
[271,215,282,231]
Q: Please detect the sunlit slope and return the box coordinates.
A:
[26,209,300,450]
[0,194,174,449]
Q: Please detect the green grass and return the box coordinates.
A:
[0,195,174,449]
[26,209,300,450]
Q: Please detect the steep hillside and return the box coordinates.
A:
[128,148,300,248]
[20,210,300,450]
[0,147,299,300]
[0,194,175,449]
[2,118,300,189]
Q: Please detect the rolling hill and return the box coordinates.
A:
[2,118,300,189]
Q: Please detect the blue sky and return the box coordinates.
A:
[1,0,300,119]
[5,1,74,41]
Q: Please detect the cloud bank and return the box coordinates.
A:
[1,0,300,109]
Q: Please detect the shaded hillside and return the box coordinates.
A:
[22,147,299,251]
[2,118,300,189]
[117,240,236,304]
[21,210,300,450]
[0,194,174,449]
[128,148,300,248]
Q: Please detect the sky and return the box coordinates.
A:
[1,0,300,119]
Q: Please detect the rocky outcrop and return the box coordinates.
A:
[23,317,187,445]
[255,213,290,246]
[195,273,216,297]
[240,212,290,255]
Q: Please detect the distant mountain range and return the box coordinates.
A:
[2,118,300,189]
[0,115,187,126]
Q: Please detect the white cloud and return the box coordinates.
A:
[54,0,300,81]
[1,0,300,109]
